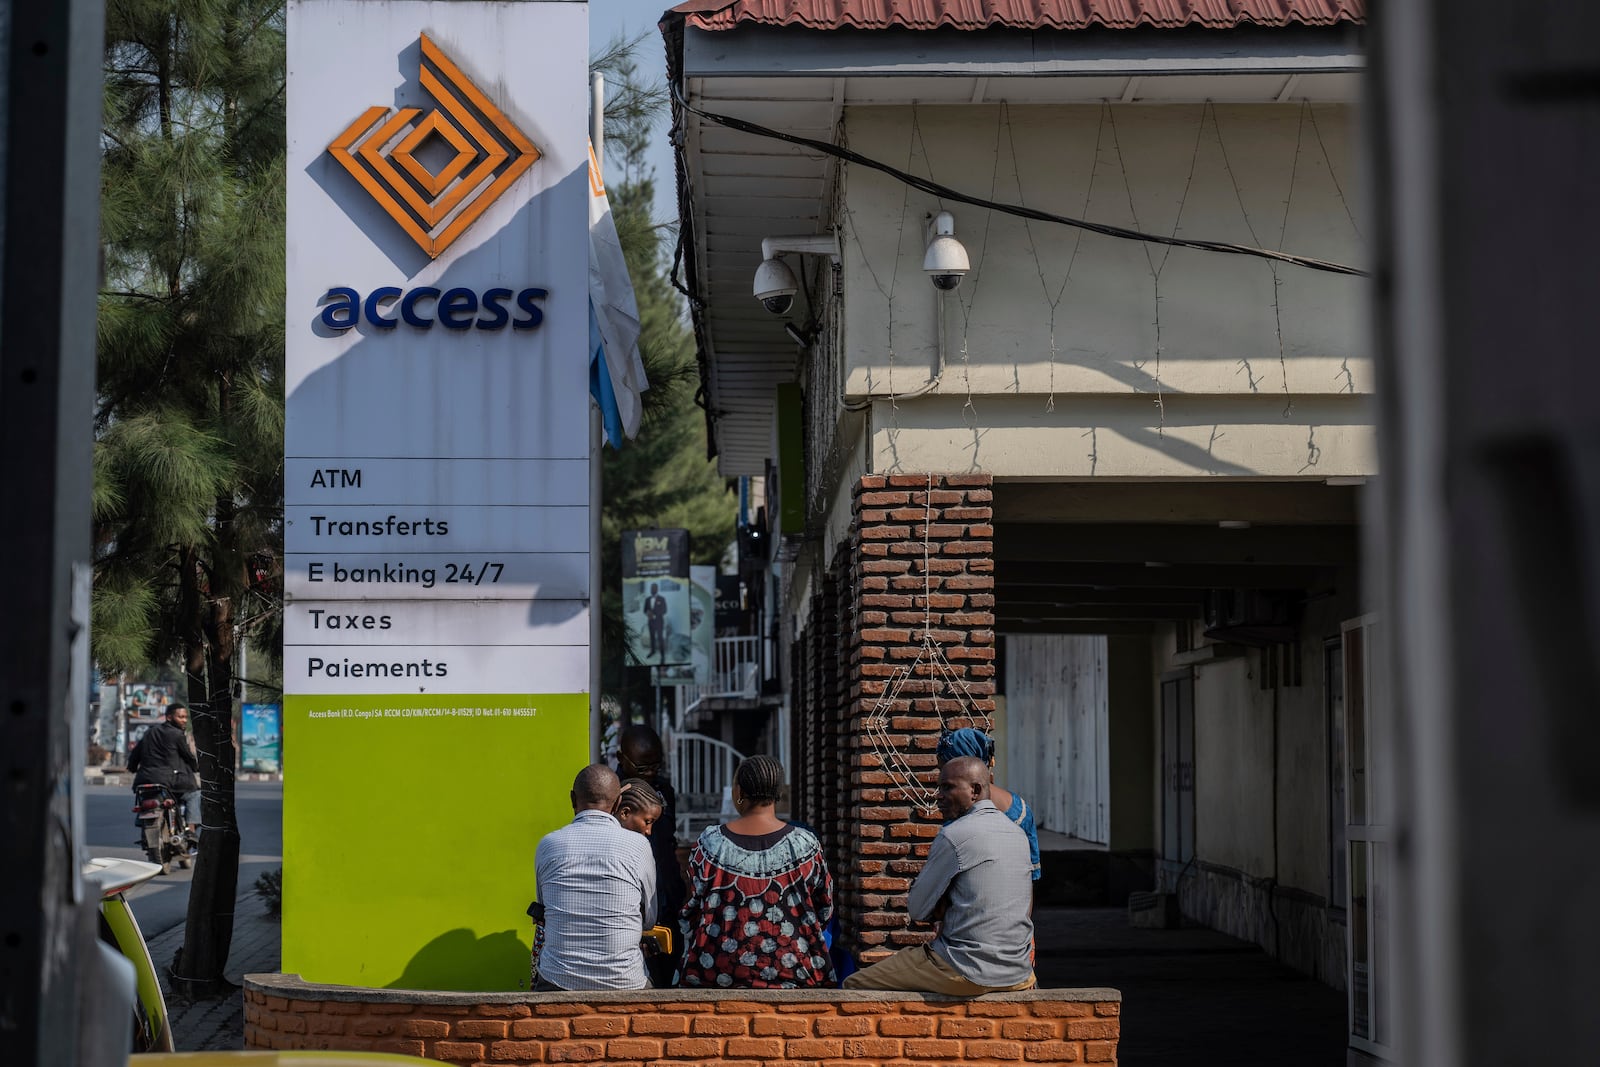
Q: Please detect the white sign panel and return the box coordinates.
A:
[285,0,588,696]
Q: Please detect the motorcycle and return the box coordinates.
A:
[132,783,197,875]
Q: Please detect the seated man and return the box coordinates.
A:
[844,756,1035,995]
[533,764,657,990]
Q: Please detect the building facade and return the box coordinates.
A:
[664,0,1388,1057]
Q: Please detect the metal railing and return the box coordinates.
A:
[670,731,746,840]
[682,635,761,713]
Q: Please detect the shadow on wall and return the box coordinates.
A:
[386,927,531,992]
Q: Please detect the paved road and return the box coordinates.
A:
[86,780,283,939]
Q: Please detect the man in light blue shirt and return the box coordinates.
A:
[844,756,1036,994]
[534,764,657,990]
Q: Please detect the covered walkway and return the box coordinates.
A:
[1034,908,1347,1067]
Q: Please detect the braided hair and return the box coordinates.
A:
[734,754,784,805]
[616,777,664,815]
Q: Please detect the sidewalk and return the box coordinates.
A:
[1033,907,1346,1067]
[146,892,281,1051]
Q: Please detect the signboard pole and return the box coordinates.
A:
[589,71,604,762]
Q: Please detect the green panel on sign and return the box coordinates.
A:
[282,693,588,991]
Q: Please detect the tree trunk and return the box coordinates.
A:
[173,550,243,995]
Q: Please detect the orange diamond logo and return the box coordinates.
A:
[328,34,538,259]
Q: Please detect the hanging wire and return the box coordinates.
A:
[672,82,1367,277]
[1005,102,1104,413]
[1212,101,1304,417]
[1307,104,1363,243]
[1107,103,1205,434]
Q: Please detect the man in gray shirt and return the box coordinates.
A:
[534,764,657,990]
[844,756,1036,994]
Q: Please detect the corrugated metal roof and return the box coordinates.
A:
[671,0,1366,32]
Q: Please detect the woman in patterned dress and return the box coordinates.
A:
[678,755,836,988]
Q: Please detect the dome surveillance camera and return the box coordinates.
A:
[753,257,798,316]
[923,211,970,291]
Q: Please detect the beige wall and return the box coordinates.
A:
[836,102,1374,482]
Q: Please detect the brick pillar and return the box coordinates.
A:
[843,473,995,962]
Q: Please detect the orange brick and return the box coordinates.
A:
[715,1000,776,1014]
[630,1015,690,1036]
[322,1001,363,1015]
[477,1004,533,1018]
[839,1000,898,1015]
[1084,1040,1117,1063]
[967,1003,1025,1018]
[399,1019,446,1038]
[1094,1003,1121,1017]
[776,1003,833,1013]
[534,1003,595,1016]
[692,1015,749,1036]
[659,1002,715,1013]
[901,1001,962,1014]
[904,1038,962,1057]
[726,1037,785,1057]
[1025,1040,1082,1062]
[368,1003,416,1014]
[1028,1002,1092,1018]
[1065,1019,1119,1041]
[608,1038,666,1058]
[844,1037,903,1058]
[570,1016,628,1037]
[454,1019,510,1039]
[1001,1021,1060,1040]
[663,1037,720,1057]
[431,1040,485,1063]
[513,1018,570,1039]
[966,1039,1025,1060]
[816,1017,871,1036]
[879,1016,936,1037]
[940,1018,996,1038]
[487,1039,545,1062]
[752,1016,809,1038]
[788,1038,844,1057]
[277,1016,307,1035]
[288,999,322,1013]
[547,1040,605,1062]
[264,996,290,1011]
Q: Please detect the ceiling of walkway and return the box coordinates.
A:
[991,481,1362,635]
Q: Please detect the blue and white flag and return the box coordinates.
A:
[588,140,648,446]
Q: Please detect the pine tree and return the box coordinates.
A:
[95,0,286,992]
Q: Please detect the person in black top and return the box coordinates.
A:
[128,704,200,833]
[617,724,685,986]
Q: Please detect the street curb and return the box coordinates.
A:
[84,771,282,786]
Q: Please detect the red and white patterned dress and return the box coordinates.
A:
[678,823,835,988]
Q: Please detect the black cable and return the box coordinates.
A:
[673,84,1368,278]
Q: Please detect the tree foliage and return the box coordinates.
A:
[593,38,737,714]
[95,0,286,990]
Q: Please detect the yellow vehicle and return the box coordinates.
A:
[85,857,173,1053]
[135,1055,440,1065]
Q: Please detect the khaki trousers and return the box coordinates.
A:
[842,944,1036,996]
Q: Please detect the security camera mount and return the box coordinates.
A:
[754,232,842,316]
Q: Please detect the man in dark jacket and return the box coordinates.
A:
[617,724,686,986]
[128,704,200,833]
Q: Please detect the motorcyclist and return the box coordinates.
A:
[128,704,200,837]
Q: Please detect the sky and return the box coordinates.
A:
[590,0,683,226]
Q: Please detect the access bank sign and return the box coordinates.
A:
[284,0,589,993]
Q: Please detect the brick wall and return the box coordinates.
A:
[847,473,996,961]
[245,979,1119,1065]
